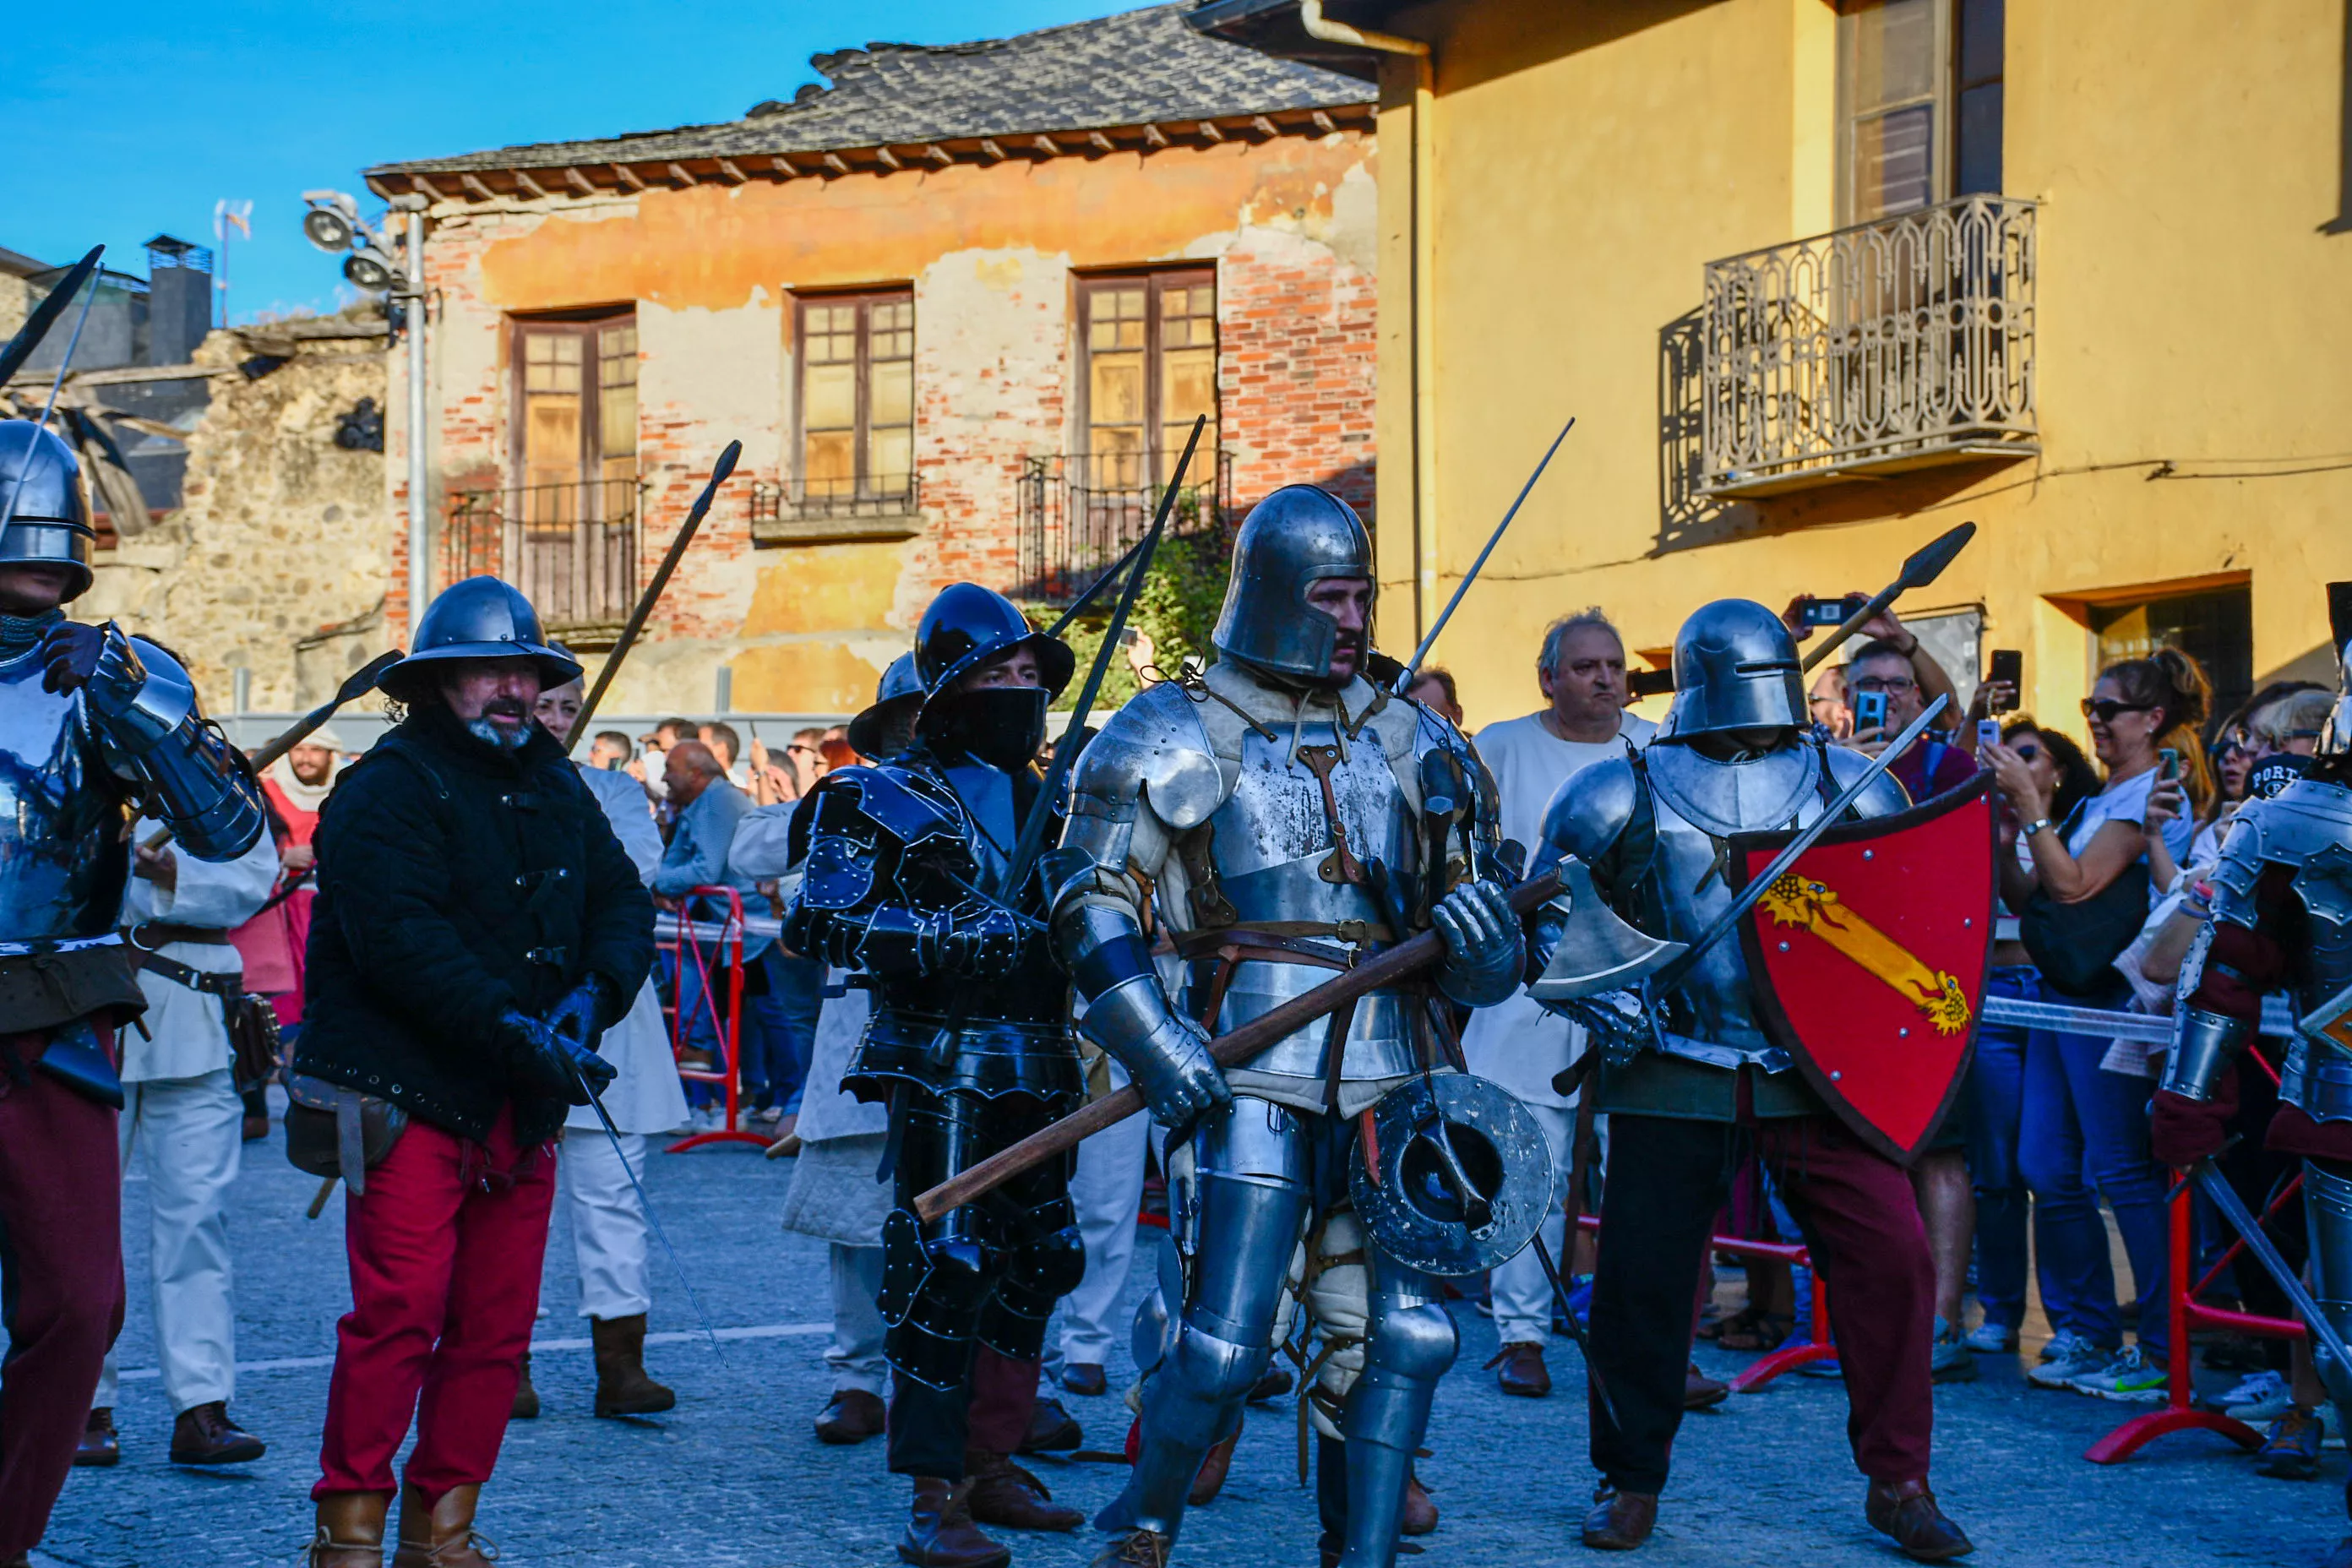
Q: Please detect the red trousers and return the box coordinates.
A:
[314,1106,554,1504]
[0,1030,125,1558]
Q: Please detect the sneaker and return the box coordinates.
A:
[1794,1337,1843,1379]
[2064,1344,2169,1402]
[2027,1337,2112,1390]
[2037,1328,2099,1364]
[2217,1369,2293,1422]
[1930,1316,1980,1384]
[2258,1407,2325,1479]
[1963,1320,2018,1354]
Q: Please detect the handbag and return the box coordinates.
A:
[2018,803,2151,999]
[282,1034,407,1194]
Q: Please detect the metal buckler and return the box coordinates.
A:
[524,945,569,966]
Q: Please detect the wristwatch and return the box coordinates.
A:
[2022,817,2055,840]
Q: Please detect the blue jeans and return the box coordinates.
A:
[2016,974,2170,1353]
[671,948,730,1109]
[1967,968,2039,1331]
[740,948,823,1114]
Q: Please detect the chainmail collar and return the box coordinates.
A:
[0,607,64,658]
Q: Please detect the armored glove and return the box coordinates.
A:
[545,974,609,1050]
[934,905,1036,975]
[1545,988,1652,1069]
[1123,1007,1233,1130]
[1432,879,1522,1007]
[39,620,147,715]
[498,1008,617,1106]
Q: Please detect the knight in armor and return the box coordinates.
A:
[1048,485,1523,1568]
[782,585,1092,1567]
[1525,599,1974,1560]
[0,417,266,1565]
[2152,588,2352,1568]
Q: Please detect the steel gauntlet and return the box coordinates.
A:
[1433,879,1522,1007]
[1081,971,1231,1128]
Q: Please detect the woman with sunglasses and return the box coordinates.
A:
[1979,648,2211,1402]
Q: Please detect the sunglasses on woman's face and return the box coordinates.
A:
[2080,698,2156,722]
[2010,743,2041,762]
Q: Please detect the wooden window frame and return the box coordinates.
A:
[791,287,915,504]
[1835,0,2005,225]
[1074,267,1218,491]
[508,308,637,491]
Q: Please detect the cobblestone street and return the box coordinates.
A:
[39,1128,2333,1568]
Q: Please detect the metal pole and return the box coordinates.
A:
[405,209,430,638]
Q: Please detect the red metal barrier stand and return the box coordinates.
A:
[664,886,767,1153]
[1572,1216,1836,1390]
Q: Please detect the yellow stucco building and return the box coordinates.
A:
[1205,0,2352,733]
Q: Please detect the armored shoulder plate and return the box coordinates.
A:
[2214,779,2352,929]
[1821,740,1916,819]
[1642,739,1821,839]
[1056,679,1223,894]
[785,763,963,865]
[1538,754,1640,868]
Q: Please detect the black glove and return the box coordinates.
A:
[498,1008,615,1106]
[38,622,106,695]
[545,975,608,1050]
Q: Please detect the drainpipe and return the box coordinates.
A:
[1298,0,1436,644]
[404,206,430,637]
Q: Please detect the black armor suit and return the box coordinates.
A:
[2154,595,2352,1568]
[781,584,1087,1488]
[1050,486,1522,1568]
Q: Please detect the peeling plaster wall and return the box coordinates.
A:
[406,130,1379,716]
[85,331,394,711]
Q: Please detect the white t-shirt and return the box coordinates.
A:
[1458,709,1658,1108]
[2065,769,2191,904]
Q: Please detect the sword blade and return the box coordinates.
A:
[1393,416,1574,693]
[573,1062,729,1364]
[1527,1228,1620,1431]
[2191,1159,2352,1378]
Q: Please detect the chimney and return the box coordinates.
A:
[143,235,213,366]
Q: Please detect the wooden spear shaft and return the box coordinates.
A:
[912,869,1563,1222]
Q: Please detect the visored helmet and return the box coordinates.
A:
[912,583,1073,772]
[0,421,95,602]
[1660,599,1805,741]
[1211,485,1373,678]
[378,576,584,704]
[846,651,923,760]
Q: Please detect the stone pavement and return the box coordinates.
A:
[37,1128,2334,1568]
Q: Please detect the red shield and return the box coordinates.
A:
[1731,774,1996,1165]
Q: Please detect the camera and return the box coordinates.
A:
[1798,594,1867,628]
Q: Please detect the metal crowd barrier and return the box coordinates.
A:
[659,887,766,1153]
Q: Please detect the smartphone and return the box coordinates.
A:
[1800,596,1865,628]
[1976,718,2001,750]
[1855,689,1889,732]
[2159,746,2180,781]
[1987,649,2022,711]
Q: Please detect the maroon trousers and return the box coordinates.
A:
[0,1030,125,1559]
[314,1106,554,1505]
[1589,1112,1935,1494]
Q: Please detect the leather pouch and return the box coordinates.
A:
[284,1067,407,1195]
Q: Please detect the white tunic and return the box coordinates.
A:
[118,820,279,1083]
[568,765,691,1135]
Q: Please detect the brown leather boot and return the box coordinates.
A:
[392,1484,496,1568]
[898,1476,1011,1567]
[74,1407,119,1467]
[510,1353,540,1420]
[964,1447,1083,1531]
[307,1489,389,1568]
[1864,1478,1974,1561]
[1682,1362,1729,1410]
[1489,1341,1551,1397]
[1402,1471,1439,1535]
[170,1401,266,1465]
[591,1314,676,1417]
[1189,1417,1242,1505]
[1581,1485,1658,1550]
[814,1387,887,1444]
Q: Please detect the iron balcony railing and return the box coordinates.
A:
[1699,195,2037,496]
[442,477,643,645]
[1015,449,1231,607]
[749,473,918,522]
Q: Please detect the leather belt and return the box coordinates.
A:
[124,923,232,949]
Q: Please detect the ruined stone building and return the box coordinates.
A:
[362,2,1379,717]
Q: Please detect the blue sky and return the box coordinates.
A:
[5,1,1132,325]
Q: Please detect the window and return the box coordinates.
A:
[1838,0,2005,223]
[515,313,637,493]
[1078,270,1217,488]
[796,291,913,505]
[2091,585,2254,735]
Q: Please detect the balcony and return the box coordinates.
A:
[748,474,923,545]
[1699,196,2037,498]
[1015,449,1232,607]
[441,478,642,648]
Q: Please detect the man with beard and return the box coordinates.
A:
[294,577,653,1568]
[0,416,266,1568]
[1048,485,1523,1568]
[784,585,1089,1568]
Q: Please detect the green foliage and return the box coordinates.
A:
[1032,524,1231,715]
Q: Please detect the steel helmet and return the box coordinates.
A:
[378,576,584,704]
[912,583,1072,771]
[846,651,924,760]
[0,421,95,601]
[1211,485,1373,678]
[1660,598,1805,741]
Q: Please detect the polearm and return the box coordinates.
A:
[1391,416,1574,693]
[564,440,743,749]
[1045,529,1153,641]
[1799,520,1977,676]
[0,245,104,393]
[914,868,1562,1222]
[141,649,403,852]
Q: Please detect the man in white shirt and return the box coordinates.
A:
[1460,609,1656,1398]
[81,817,280,1466]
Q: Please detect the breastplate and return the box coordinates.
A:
[2276,784,2352,1122]
[1198,719,1420,1081]
[1641,743,1827,1070]
[0,650,130,944]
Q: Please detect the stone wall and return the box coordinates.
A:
[84,326,396,710]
